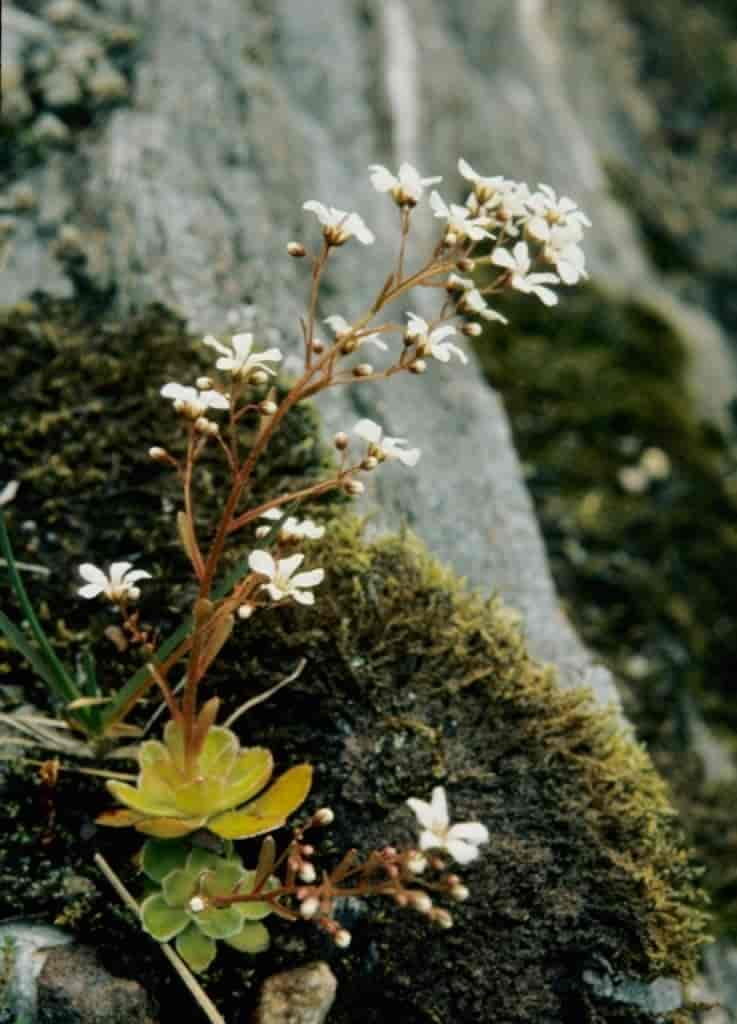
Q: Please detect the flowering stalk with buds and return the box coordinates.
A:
[1,158,589,988]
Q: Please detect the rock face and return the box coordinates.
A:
[36,945,157,1024]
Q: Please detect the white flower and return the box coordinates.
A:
[407,786,489,865]
[324,316,387,351]
[405,313,468,365]
[492,242,560,306]
[369,162,441,206]
[429,191,491,242]
[303,201,375,246]
[458,288,509,324]
[525,184,591,242]
[255,508,326,542]
[248,550,325,606]
[543,225,588,285]
[202,332,282,379]
[0,480,19,507]
[77,561,152,602]
[160,382,230,418]
[353,419,421,467]
[458,159,530,225]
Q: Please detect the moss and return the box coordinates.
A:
[473,284,737,941]
[0,298,708,1023]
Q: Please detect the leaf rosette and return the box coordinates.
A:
[98,720,312,839]
[140,840,277,972]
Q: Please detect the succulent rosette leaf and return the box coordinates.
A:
[140,842,275,972]
[98,722,312,839]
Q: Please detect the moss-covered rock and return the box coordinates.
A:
[0,299,708,1023]
[474,284,737,943]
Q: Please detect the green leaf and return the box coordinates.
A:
[186,848,223,874]
[195,905,243,940]
[224,921,270,954]
[141,838,190,883]
[209,764,312,840]
[175,923,216,973]
[140,893,188,941]
[216,747,274,811]
[162,867,198,908]
[207,860,245,898]
[234,870,276,921]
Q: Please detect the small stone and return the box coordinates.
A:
[41,66,83,108]
[32,112,72,145]
[45,0,84,26]
[87,64,128,103]
[255,962,337,1024]
[37,944,157,1024]
[11,184,38,212]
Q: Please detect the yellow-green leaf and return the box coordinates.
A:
[173,777,227,817]
[216,747,273,812]
[106,780,174,816]
[198,726,239,778]
[176,923,216,973]
[141,838,190,882]
[209,764,312,840]
[141,893,189,942]
[224,921,270,954]
[96,807,145,829]
[135,814,207,838]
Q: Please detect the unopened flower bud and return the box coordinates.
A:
[194,416,211,434]
[196,376,213,390]
[462,322,482,337]
[344,479,364,496]
[313,807,335,826]
[334,929,352,949]
[148,446,169,461]
[431,908,454,929]
[362,456,378,471]
[353,363,373,378]
[259,400,278,415]
[300,897,320,919]
[334,432,349,451]
[406,853,427,875]
[409,360,427,374]
[457,257,475,272]
[451,884,470,902]
[299,863,317,883]
[311,338,325,354]
[301,844,315,856]
[287,241,306,258]
[445,231,458,247]
[412,892,433,915]
[189,896,206,913]
[238,603,255,620]
[340,338,358,355]
[415,341,430,358]
[248,369,269,386]
[394,891,409,907]
[403,332,416,347]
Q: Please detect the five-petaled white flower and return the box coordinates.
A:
[369,162,441,206]
[458,159,530,224]
[324,316,387,351]
[525,184,591,243]
[492,242,560,306]
[405,313,468,364]
[160,382,230,418]
[429,192,491,242]
[303,201,375,246]
[457,288,509,324]
[202,332,283,379]
[407,786,489,865]
[248,550,325,605]
[353,419,421,467]
[78,562,152,603]
[543,224,588,285]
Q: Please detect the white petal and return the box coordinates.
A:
[369,165,397,193]
[446,838,480,865]
[429,324,457,343]
[231,333,254,361]
[303,200,330,224]
[260,507,284,521]
[277,553,305,579]
[406,313,428,338]
[429,191,449,219]
[0,480,19,507]
[457,157,478,182]
[418,829,442,852]
[491,247,515,270]
[345,213,375,245]
[161,382,195,402]
[354,419,383,444]
[109,562,133,585]
[202,334,231,358]
[263,582,286,601]
[397,447,421,467]
[78,563,109,586]
[532,285,558,307]
[292,589,316,606]
[257,347,283,364]
[325,315,351,335]
[448,822,489,844]
[201,390,230,410]
[249,550,276,578]
[124,569,152,584]
[362,334,388,351]
[78,583,104,599]
[512,241,530,269]
[429,786,449,829]
[291,568,325,589]
[526,215,550,241]
[407,797,436,832]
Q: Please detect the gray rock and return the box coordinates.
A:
[255,962,337,1024]
[32,113,72,145]
[0,922,71,1024]
[41,66,83,109]
[36,945,157,1024]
